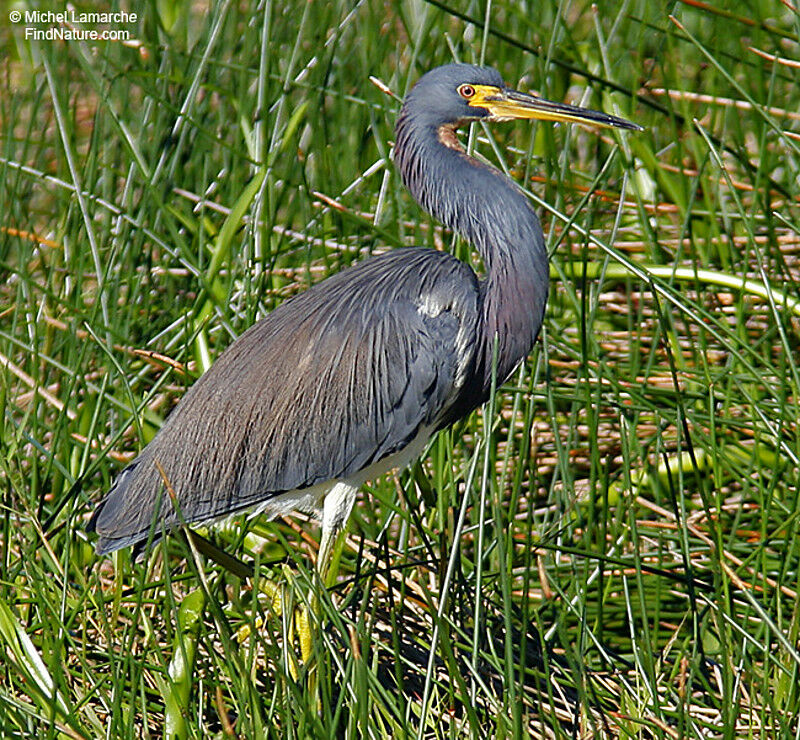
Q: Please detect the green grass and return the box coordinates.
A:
[2,0,800,736]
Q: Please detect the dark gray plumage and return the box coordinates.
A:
[91,250,479,553]
[88,63,639,561]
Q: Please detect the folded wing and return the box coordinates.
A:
[88,248,481,553]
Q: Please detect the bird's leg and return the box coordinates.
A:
[297,482,359,697]
[298,482,358,641]
[316,482,358,588]
[316,523,343,589]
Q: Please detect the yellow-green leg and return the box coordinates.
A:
[297,481,358,681]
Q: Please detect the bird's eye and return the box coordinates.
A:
[458,84,475,99]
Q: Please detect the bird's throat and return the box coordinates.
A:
[437,123,464,152]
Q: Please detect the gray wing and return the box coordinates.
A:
[88,248,481,553]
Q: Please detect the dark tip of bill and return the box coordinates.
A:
[611,114,644,131]
[570,103,642,132]
[619,119,645,132]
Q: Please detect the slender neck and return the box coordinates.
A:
[395,112,549,386]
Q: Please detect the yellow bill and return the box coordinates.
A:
[466,84,642,131]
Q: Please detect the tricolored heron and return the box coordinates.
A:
[88,64,639,574]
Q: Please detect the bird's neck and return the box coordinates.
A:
[395,115,549,387]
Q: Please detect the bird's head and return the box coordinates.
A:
[402,63,641,132]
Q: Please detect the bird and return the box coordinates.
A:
[88,63,639,575]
